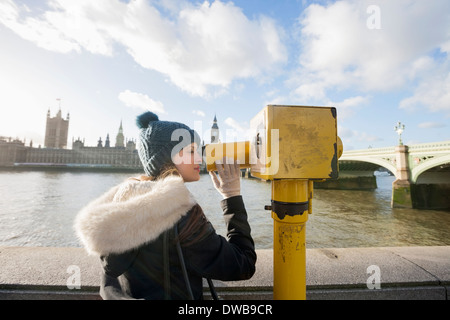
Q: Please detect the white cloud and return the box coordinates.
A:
[0,0,82,53]
[118,90,166,114]
[418,122,447,129]
[192,109,206,117]
[338,125,383,150]
[331,95,369,119]
[399,63,450,114]
[0,0,287,98]
[224,117,250,141]
[292,0,450,112]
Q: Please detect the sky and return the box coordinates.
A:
[0,0,449,151]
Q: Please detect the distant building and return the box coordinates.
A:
[1,111,221,172]
[211,114,220,143]
[0,137,27,166]
[0,113,142,172]
[115,121,125,148]
[44,109,69,149]
[66,121,140,169]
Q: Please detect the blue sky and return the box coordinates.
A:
[0,0,449,150]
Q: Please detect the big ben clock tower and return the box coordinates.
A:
[211,114,220,143]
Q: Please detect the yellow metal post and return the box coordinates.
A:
[271,179,309,300]
[205,106,342,300]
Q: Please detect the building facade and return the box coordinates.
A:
[44,109,70,149]
[0,137,27,165]
[0,138,142,171]
[0,117,142,171]
[1,112,220,172]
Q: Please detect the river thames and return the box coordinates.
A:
[0,170,449,249]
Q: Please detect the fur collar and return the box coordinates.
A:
[74,175,196,256]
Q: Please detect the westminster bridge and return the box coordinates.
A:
[331,140,450,210]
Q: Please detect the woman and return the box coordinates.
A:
[74,111,256,300]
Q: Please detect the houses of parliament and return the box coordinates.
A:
[0,109,219,172]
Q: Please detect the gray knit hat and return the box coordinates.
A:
[136,111,201,177]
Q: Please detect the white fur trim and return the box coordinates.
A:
[74,175,196,256]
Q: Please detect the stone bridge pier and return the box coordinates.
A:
[391,145,413,208]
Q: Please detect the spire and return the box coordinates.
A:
[212,114,219,129]
[115,120,125,148]
[211,114,219,143]
[105,133,110,148]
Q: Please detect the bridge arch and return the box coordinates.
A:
[339,157,396,176]
[411,154,450,183]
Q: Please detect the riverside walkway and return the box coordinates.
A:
[0,246,448,300]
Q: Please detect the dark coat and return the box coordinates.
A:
[74,175,256,300]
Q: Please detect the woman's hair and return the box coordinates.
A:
[152,164,210,246]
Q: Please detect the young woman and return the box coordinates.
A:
[74,111,256,300]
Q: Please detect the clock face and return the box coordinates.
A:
[211,130,219,143]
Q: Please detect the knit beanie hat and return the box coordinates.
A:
[136,111,201,177]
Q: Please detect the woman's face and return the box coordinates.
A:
[172,143,202,182]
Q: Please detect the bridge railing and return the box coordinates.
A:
[341,146,396,158]
[408,141,450,153]
[341,140,450,158]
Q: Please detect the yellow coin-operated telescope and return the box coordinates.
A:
[205,105,343,300]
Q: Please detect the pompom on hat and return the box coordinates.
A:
[136,111,201,177]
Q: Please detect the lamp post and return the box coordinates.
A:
[394,121,405,145]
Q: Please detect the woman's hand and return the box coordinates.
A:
[209,159,241,199]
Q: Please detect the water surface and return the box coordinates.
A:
[0,170,448,249]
